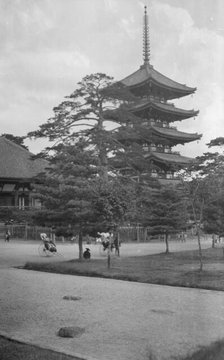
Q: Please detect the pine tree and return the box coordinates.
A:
[32,138,134,259]
[141,186,188,254]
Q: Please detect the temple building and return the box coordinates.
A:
[0,136,47,210]
[115,6,202,184]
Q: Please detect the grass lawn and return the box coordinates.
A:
[24,247,224,291]
[178,339,224,360]
[0,335,82,360]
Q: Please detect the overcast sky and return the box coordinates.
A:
[0,0,223,157]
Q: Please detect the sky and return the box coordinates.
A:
[0,0,224,157]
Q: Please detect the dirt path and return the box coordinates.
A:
[1,238,222,360]
[0,237,211,269]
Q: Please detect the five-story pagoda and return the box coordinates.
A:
[113,6,201,184]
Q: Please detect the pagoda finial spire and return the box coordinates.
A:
[143,5,150,65]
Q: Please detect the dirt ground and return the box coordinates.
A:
[0,236,212,269]
[2,237,223,360]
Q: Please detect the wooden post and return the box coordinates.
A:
[107,250,111,269]
[25,223,28,240]
[107,232,113,269]
[144,228,147,242]
[137,224,140,242]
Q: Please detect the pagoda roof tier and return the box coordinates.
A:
[120,63,196,100]
[115,125,201,146]
[151,126,202,144]
[128,98,199,121]
[145,151,193,166]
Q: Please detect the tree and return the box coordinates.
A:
[28,72,161,186]
[27,72,159,253]
[180,137,224,269]
[28,73,136,180]
[193,139,224,242]
[141,186,188,254]
[32,139,98,259]
[32,138,133,259]
[180,175,206,270]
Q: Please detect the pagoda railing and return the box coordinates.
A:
[146,120,177,130]
[150,171,180,180]
[142,146,180,155]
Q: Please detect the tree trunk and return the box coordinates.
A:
[78,230,83,260]
[97,117,109,183]
[107,250,111,269]
[165,232,169,254]
[196,226,203,271]
[212,234,215,248]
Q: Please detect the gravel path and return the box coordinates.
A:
[1,239,224,360]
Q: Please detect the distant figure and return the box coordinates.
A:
[83,248,91,260]
[114,233,120,256]
[5,230,11,242]
[102,238,110,251]
[40,233,57,252]
[71,235,78,243]
[180,232,187,242]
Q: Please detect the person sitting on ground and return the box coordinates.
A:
[83,248,91,259]
[40,233,57,252]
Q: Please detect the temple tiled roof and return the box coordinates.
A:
[151,126,202,143]
[145,151,193,165]
[129,98,199,119]
[120,63,196,98]
[0,136,47,180]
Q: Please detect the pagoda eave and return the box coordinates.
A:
[151,126,202,144]
[145,151,194,166]
[120,64,196,100]
[128,100,199,121]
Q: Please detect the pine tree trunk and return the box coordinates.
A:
[97,116,109,183]
[196,226,203,271]
[165,232,169,254]
[78,230,83,260]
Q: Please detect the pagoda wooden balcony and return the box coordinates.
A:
[150,171,179,180]
[142,146,180,156]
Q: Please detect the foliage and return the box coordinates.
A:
[207,137,224,148]
[28,73,137,180]
[180,137,224,269]
[92,178,134,232]
[186,140,224,236]
[28,72,162,183]
[139,185,188,253]
[32,138,134,257]
[0,207,35,225]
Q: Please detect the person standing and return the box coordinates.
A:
[5,230,10,242]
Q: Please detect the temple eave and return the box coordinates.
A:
[151,127,202,142]
[120,63,196,97]
[145,152,193,165]
[128,100,199,119]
